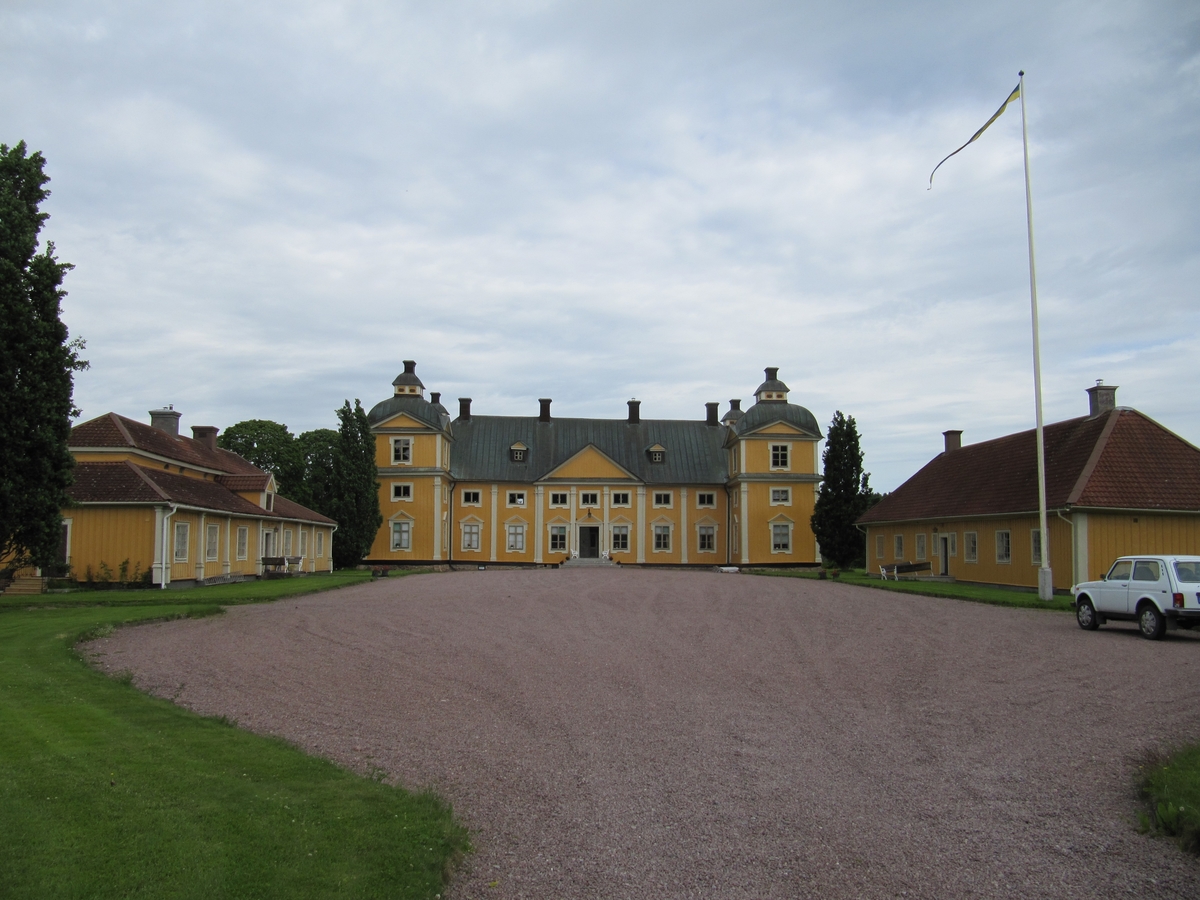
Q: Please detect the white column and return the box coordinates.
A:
[195,513,206,582]
[534,485,545,563]
[490,485,498,561]
[602,486,610,553]
[257,520,264,576]
[224,516,232,574]
[680,488,688,565]
[433,475,442,560]
[636,486,646,563]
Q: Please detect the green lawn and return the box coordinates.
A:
[750,567,1075,612]
[1141,746,1200,854]
[0,573,468,899]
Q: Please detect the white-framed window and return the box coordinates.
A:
[770,444,790,470]
[265,493,274,512]
[698,525,716,553]
[262,530,275,557]
[549,525,567,552]
[653,491,672,508]
[1030,528,1042,565]
[611,492,630,507]
[876,534,884,559]
[462,523,481,551]
[391,521,411,551]
[299,530,308,558]
[391,437,412,465]
[770,487,791,505]
[509,442,527,462]
[507,523,526,552]
[550,492,569,507]
[653,524,671,552]
[236,526,248,560]
[893,534,904,559]
[995,530,1011,564]
[948,533,957,557]
[507,491,526,507]
[461,489,481,506]
[174,522,189,562]
[931,533,940,557]
[915,533,926,561]
[206,523,219,561]
[283,529,293,556]
[316,531,324,558]
[964,531,978,563]
[696,492,715,508]
[611,525,629,551]
[392,482,413,502]
[580,492,599,507]
[649,450,665,464]
[772,523,792,553]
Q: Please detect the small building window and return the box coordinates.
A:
[1030,528,1042,565]
[237,526,249,560]
[653,524,671,552]
[392,483,413,502]
[265,493,274,511]
[893,534,904,559]
[461,490,481,506]
[507,491,526,507]
[283,529,293,556]
[611,526,629,551]
[653,491,672,508]
[996,530,1011,564]
[650,451,664,464]
[549,525,567,552]
[392,438,412,465]
[316,531,324,558]
[771,444,790,469]
[299,530,308,558]
[875,534,884,559]
[174,522,189,562]
[507,524,525,551]
[391,521,411,551]
[948,533,957,557]
[462,523,481,551]
[206,523,219,561]
[550,492,569,507]
[580,492,598,507]
[696,492,715,508]
[611,492,630,507]
[509,442,528,463]
[770,488,791,505]
[698,525,715,552]
[964,531,978,563]
[772,523,791,553]
[915,533,926,561]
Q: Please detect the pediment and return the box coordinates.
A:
[768,512,794,523]
[542,444,637,481]
[749,422,807,436]
[389,509,415,521]
[376,412,433,431]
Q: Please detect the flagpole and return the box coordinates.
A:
[1018,70,1053,601]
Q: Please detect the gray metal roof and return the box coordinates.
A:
[754,366,790,396]
[733,400,822,438]
[450,416,730,484]
[366,395,450,430]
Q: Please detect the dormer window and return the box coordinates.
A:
[265,493,274,511]
[510,441,528,463]
[647,443,666,464]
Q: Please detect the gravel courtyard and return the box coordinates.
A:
[88,569,1200,899]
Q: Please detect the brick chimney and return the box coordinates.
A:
[705,402,719,426]
[459,398,472,420]
[1087,381,1118,417]
[149,406,181,436]
[627,399,641,424]
[539,398,552,422]
[943,430,962,453]
[191,425,219,451]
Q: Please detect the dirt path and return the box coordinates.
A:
[88,569,1200,898]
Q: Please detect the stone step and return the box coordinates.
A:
[3,576,46,595]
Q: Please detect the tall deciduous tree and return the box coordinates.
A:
[217,419,304,498]
[329,400,381,569]
[292,428,340,513]
[810,411,875,569]
[0,142,87,572]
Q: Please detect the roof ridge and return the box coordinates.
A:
[1065,409,1121,505]
[124,459,172,501]
[109,412,136,446]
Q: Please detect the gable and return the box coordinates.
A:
[542,445,636,481]
[750,422,808,436]
[375,412,434,431]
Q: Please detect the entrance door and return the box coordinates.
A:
[939,537,949,576]
[580,526,600,559]
[263,531,274,557]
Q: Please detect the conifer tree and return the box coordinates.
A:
[330,400,382,569]
[0,142,87,572]
[810,411,874,568]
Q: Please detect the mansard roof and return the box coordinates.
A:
[858,408,1200,524]
[732,400,822,438]
[70,413,262,474]
[366,395,451,431]
[449,416,729,484]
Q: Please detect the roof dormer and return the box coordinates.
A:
[754,367,789,403]
[392,360,425,397]
[647,443,666,464]
[510,441,528,462]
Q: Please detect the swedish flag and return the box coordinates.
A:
[928,83,1021,189]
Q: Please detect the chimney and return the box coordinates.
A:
[705,402,719,426]
[729,399,741,412]
[765,367,779,382]
[539,398,552,422]
[430,391,441,405]
[627,399,641,424]
[402,359,416,375]
[1086,381,1118,417]
[149,406,181,436]
[191,425,219,451]
[459,398,472,420]
[943,430,962,453]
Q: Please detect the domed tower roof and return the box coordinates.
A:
[753,367,790,403]
[733,368,821,438]
[721,399,744,425]
[391,360,425,397]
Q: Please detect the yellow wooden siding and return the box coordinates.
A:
[546,447,632,480]
[1086,513,1200,583]
[743,438,817,475]
[374,429,443,470]
[453,482,492,560]
[64,506,156,581]
[746,482,816,563]
[371,474,443,560]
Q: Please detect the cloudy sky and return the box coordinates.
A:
[4,1,1198,490]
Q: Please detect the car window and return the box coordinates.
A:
[1107,560,1132,581]
[1132,560,1161,581]
[1174,561,1200,584]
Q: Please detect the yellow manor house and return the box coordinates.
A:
[366,363,823,567]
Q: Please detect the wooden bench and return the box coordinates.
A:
[261,556,304,576]
[879,561,932,581]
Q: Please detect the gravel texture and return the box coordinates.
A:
[86,569,1200,898]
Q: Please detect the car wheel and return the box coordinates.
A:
[1138,603,1166,641]
[1076,598,1099,631]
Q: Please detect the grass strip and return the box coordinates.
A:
[0,581,468,898]
[1140,745,1200,854]
[749,567,1074,612]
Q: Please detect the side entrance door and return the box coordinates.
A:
[939,537,949,576]
[580,526,600,559]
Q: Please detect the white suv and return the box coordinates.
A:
[1073,556,1200,640]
